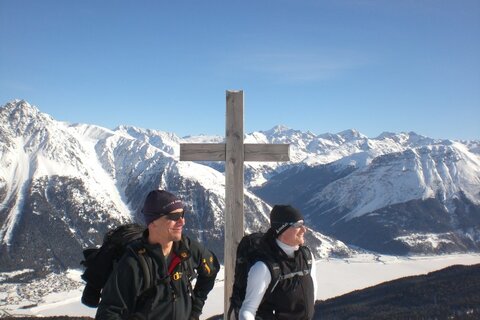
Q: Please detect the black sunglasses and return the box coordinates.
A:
[165,211,185,221]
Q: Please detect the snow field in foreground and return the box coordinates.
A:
[2,254,480,319]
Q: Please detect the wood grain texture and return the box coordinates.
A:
[178,90,290,319]
[224,90,245,319]
[244,143,290,161]
[179,143,226,161]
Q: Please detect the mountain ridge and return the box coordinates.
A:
[0,100,349,273]
[1,99,480,271]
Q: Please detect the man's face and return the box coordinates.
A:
[150,208,185,242]
[278,220,306,246]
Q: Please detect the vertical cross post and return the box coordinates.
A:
[180,90,290,319]
[224,91,245,317]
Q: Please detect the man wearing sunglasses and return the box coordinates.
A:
[239,205,317,320]
[97,190,219,320]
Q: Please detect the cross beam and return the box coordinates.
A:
[180,143,290,162]
[180,90,290,319]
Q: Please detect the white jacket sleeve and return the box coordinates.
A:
[238,261,272,320]
[310,255,317,301]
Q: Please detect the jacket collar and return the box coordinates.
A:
[142,230,190,260]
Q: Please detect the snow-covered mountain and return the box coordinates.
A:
[242,127,457,188]
[1,99,480,273]
[2,99,480,317]
[256,138,480,254]
[0,100,349,273]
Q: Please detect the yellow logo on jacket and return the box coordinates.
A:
[172,271,182,281]
[202,258,211,275]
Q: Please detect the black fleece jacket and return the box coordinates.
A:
[96,234,219,320]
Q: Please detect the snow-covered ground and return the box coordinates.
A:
[2,253,479,319]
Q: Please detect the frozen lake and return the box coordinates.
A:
[3,253,480,319]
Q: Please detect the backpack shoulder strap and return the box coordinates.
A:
[265,260,282,293]
[299,245,313,271]
[128,241,153,292]
[267,246,313,293]
[180,236,197,295]
[127,241,160,313]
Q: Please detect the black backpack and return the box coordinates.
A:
[80,223,150,308]
[227,231,313,319]
[80,223,197,309]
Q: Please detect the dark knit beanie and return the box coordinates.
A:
[142,190,183,225]
[270,204,304,236]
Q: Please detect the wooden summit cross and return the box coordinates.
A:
[179,90,290,319]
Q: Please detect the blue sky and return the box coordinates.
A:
[1,0,479,140]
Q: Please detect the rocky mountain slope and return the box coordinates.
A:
[0,100,348,273]
[1,99,479,272]
[256,136,480,254]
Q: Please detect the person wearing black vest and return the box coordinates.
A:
[96,190,219,320]
[239,205,317,320]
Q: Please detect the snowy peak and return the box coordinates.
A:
[1,99,42,117]
[68,123,117,141]
[0,101,139,249]
[1,101,80,176]
[115,125,181,156]
[1,99,479,266]
[259,125,316,143]
[181,134,224,144]
[308,142,480,222]
[376,131,440,147]
[264,124,290,135]
[0,100,55,138]
[337,129,367,141]
[4,100,337,271]
[257,132,480,254]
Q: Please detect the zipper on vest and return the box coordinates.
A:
[300,275,314,319]
[172,288,176,319]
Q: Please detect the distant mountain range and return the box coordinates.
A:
[0,100,347,273]
[255,132,480,254]
[1,99,479,273]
